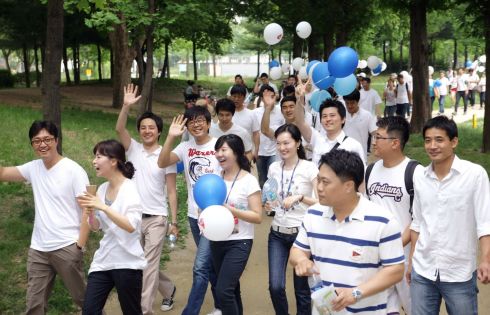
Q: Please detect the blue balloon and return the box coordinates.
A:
[309,90,332,112]
[465,61,472,68]
[176,161,184,174]
[333,74,357,96]
[306,60,320,75]
[269,60,280,68]
[373,64,382,73]
[434,79,442,87]
[312,62,336,90]
[327,46,359,78]
[193,174,227,210]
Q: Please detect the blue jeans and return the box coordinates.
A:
[396,103,409,118]
[268,229,311,315]
[385,105,396,117]
[455,91,468,113]
[438,95,446,113]
[410,269,478,315]
[210,239,253,315]
[256,155,276,188]
[183,217,218,315]
[83,269,143,315]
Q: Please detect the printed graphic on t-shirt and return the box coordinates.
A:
[188,148,216,182]
[228,201,247,234]
[368,182,403,202]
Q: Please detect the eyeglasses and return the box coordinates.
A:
[31,137,55,146]
[187,118,207,127]
[373,135,397,141]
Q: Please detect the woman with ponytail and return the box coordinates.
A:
[211,134,262,315]
[77,139,146,314]
[265,124,318,315]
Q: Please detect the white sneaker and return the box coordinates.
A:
[206,309,222,315]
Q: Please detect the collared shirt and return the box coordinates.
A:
[127,139,176,216]
[410,156,490,282]
[294,195,404,314]
[310,128,366,166]
[344,108,377,160]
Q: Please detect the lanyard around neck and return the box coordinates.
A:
[223,170,241,204]
[280,159,299,199]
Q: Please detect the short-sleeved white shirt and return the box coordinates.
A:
[17,158,89,252]
[384,87,397,106]
[232,108,260,137]
[254,105,285,156]
[267,159,318,227]
[437,77,450,95]
[310,128,366,167]
[209,122,253,153]
[366,158,424,258]
[89,179,147,273]
[172,137,221,218]
[359,89,382,115]
[222,172,260,240]
[294,196,404,314]
[127,139,176,216]
[456,74,468,91]
[396,83,411,104]
[344,109,377,160]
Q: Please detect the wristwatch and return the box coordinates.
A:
[352,287,362,301]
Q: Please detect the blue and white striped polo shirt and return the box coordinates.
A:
[294,195,404,314]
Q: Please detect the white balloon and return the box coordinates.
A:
[479,55,486,63]
[428,66,434,76]
[471,60,479,70]
[381,62,387,72]
[292,57,304,71]
[478,66,485,73]
[367,56,381,69]
[264,23,284,45]
[358,60,367,69]
[296,21,312,39]
[298,66,308,80]
[281,62,291,73]
[199,205,235,241]
[270,66,283,80]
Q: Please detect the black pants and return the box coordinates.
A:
[455,91,468,113]
[83,269,143,315]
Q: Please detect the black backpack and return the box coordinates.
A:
[365,159,420,216]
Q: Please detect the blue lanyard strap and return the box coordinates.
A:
[223,170,241,204]
[280,159,300,199]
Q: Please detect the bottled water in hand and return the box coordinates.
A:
[168,234,177,251]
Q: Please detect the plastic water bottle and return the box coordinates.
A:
[308,269,323,292]
[168,234,177,251]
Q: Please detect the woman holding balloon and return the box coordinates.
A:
[264,123,318,315]
[209,134,262,315]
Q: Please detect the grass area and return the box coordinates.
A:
[0,104,188,314]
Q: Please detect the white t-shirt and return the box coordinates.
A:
[89,179,147,273]
[268,160,318,227]
[479,77,486,92]
[437,77,449,96]
[254,105,285,156]
[172,137,221,219]
[366,158,424,258]
[209,122,253,153]
[359,89,382,115]
[17,158,89,252]
[344,109,377,160]
[456,74,468,91]
[232,108,260,138]
[396,83,411,104]
[468,73,480,90]
[223,172,261,240]
[127,139,176,216]
[310,128,366,167]
[384,87,397,106]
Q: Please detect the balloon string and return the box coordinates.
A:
[305,40,309,61]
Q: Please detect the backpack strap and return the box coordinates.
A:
[405,160,420,216]
[332,136,348,151]
[364,162,375,197]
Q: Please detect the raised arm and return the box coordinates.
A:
[158,115,187,168]
[116,84,142,150]
[260,90,277,139]
[293,80,312,142]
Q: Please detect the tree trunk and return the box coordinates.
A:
[453,39,458,69]
[139,0,155,115]
[409,0,430,133]
[482,8,490,152]
[73,42,80,84]
[62,45,71,84]
[257,49,260,77]
[335,28,347,47]
[399,40,404,71]
[136,40,145,88]
[22,43,31,88]
[212,53,216,77]
[34,45,41,87]
[109,13,135,109]
[161,39,170,78]
[292,34,302,59]
[322,31,334,61]
[42,0,64,154]
[1,50,11,73]
[192,35,197,81]
[97,42,103,81]
[382,40,387,63]
[110,47,114,80]
[464,44,468,66]
[308,35,320,60]
[389,42,393,69]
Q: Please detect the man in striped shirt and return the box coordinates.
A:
[290,149,405,314]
